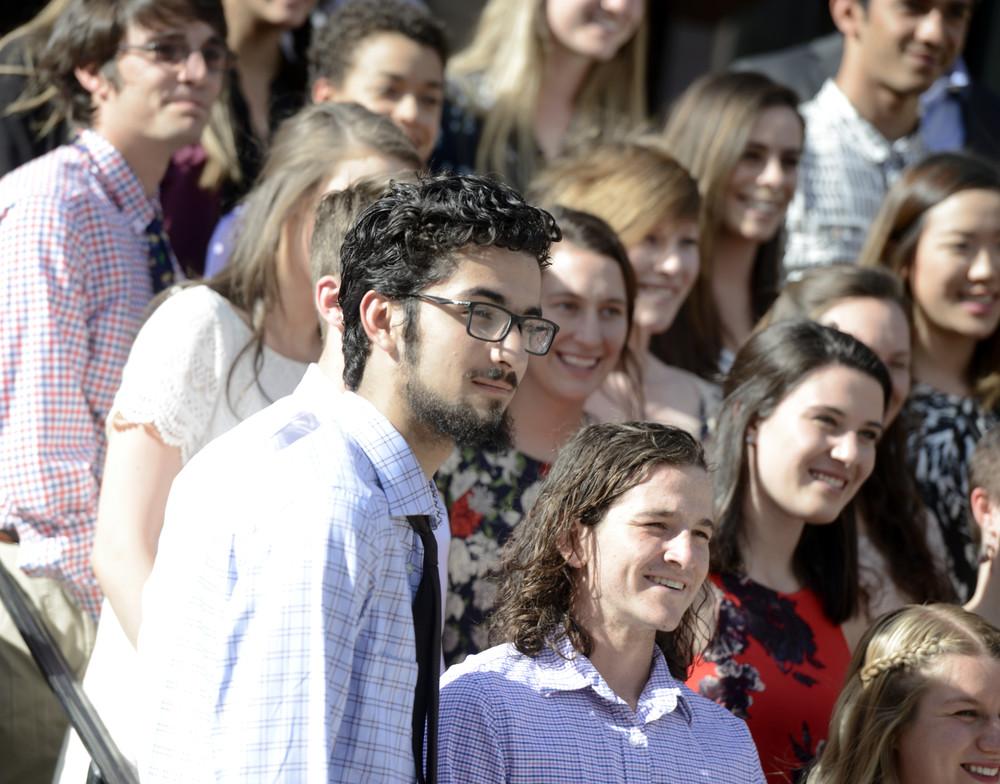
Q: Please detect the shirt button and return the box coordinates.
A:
[628,727,646,747]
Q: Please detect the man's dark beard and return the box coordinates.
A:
[404,374,514,451]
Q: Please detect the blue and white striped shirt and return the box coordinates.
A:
[438,637,765,783]
[138,365,441,782]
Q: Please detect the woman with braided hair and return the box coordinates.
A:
[807,604,1000,784]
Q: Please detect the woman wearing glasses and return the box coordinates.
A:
[435,207,636,666]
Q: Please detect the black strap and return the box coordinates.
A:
[406,514,441,784]
[0,559,138,784]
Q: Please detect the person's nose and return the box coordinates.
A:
[177,48,209,83]
[977,717,1000,754]
[392,94,419,126]
[757,154,786,188]
[830,432,860,466]
[914,9,946,48]
[663,530,695,570]
[491,321,527,366]
[968,245,1000,282]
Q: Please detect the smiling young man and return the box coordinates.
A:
[783,0,975,277]
[138,173,559,782]
[436,422,765,784]
[308,0,447,164]
[0,0,226,777]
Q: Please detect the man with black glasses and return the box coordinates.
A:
[139,173,559,782]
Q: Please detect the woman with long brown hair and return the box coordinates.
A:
[656,71,804,381]
[860,152,1000,602]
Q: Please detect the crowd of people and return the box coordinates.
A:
[0,0,998,782]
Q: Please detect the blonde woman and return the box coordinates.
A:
[807,604,1000,784]
[656,71,804,381]
[531,139,718,439]
[434,0,648,190]
[56,103,421,778]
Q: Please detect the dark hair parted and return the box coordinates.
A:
[712,321,892,623]
[489,421,712,678]
[655,71,803,381]
[338,172,560,390]
[38,0,227,126]
[760,266,955,605]
[308,0,448,88]
[859,152,1000,410]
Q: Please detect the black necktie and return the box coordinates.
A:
[407,514,440,784]
[145,214,176,294]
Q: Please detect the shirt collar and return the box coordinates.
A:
[294,364,439,521]
[814,79,925,165]
[534,635,692,726]
[75,129,158,231]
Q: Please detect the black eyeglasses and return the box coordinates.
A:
[410,294,559,356]
[118,37,234,73]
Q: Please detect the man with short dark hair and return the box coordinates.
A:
[139,173,560,782]
[783,0,974,277]
[308,0,448,163]
[0,0,226,776]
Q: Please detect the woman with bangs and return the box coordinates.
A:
[434,0,648,191]
[531,139,719,440]
[687,320,892,782]
[436,206,637,666]
[859,152,1000,602]
[655,71,804,381]
[57,103,421,778]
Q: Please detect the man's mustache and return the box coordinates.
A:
[468,367,519,389]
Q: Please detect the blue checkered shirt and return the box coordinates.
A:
[438,637,765,783]
[138,365,442,782]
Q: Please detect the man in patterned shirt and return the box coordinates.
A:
[139,174,560,782]
[783,0,974,277]
[436,422,765,783]
[0,0,226,777]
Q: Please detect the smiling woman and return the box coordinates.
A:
[687,320,891,783]
[435,206,635,665]
[807,603,1000,784]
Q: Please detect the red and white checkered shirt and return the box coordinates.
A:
[0,130,159,619]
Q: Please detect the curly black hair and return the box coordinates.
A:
[308,0,448,89]
[338,172,560,390]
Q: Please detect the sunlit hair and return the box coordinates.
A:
[0,0,72,140]
[807,604,1000,784]
[859,152,1000,410]
[38,0,227,126]
[655,71,803,380]
[759,266,955,605]
[529,138,700,249]
[206,102,420,406]
[712,320,891,623]
[449,0,648,189]
[489,421,711,678]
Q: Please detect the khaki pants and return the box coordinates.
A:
[0,543,96,784]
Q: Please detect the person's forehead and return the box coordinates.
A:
[347,31,444,79]
[436,246,542,308]
[125,17,221,44]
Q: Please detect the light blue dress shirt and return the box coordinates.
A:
[138,365,441,782]
[438,636,766,783]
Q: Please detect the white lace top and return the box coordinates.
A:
[110,285,308,462]
[59,286,308,780]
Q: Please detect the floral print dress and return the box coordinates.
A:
[687,573,851,783]
[435,445,549,666]
[906,383,999,601]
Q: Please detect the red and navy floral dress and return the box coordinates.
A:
[687,573,851,783]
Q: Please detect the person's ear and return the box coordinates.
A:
[971,487,999,561]
[74,64,110,101]
[315,275,343,334]
[830,0,864,38]
[358,290,403,359]
[311,77,339,104]
[557,521,588,569]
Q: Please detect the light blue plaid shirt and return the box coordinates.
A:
[138,365,441,782]
[438,637,765,783]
